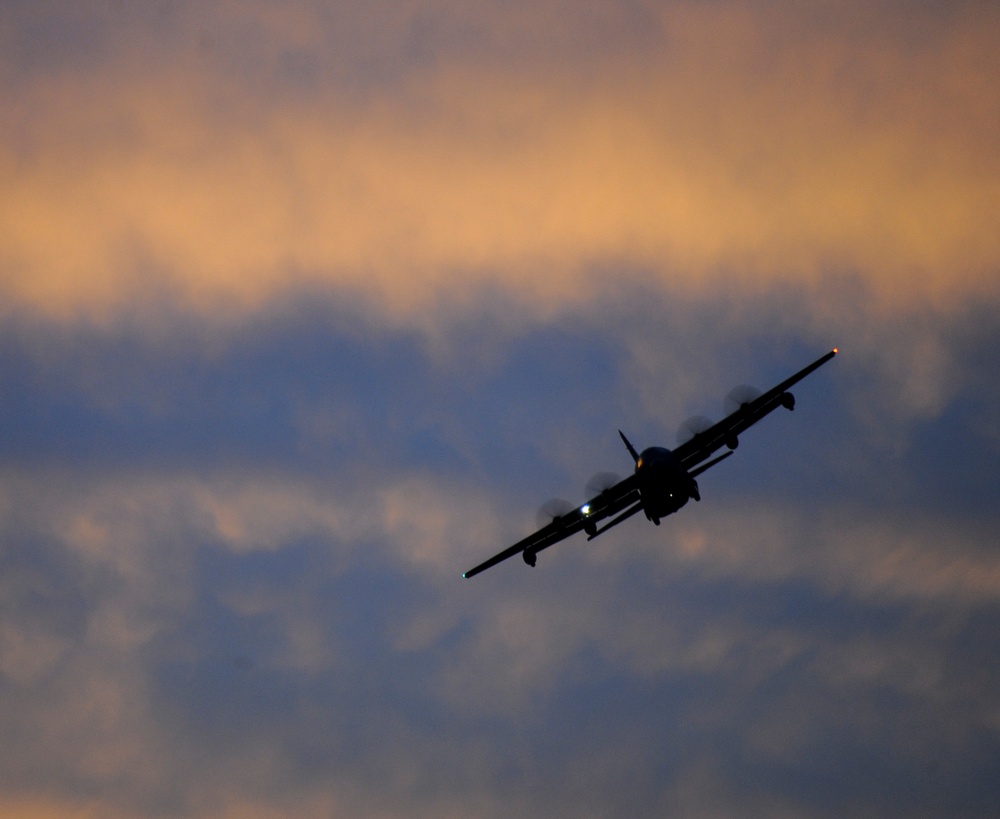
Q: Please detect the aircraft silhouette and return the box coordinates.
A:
[463,349,837,578]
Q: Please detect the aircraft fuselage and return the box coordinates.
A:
[634,446,696,522]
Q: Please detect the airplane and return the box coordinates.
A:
[462,348,837,578]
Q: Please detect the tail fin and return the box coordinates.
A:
[619,430,640,464]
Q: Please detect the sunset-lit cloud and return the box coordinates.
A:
[2,3,999,817]
[2,1,998,326]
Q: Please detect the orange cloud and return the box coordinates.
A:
[633,503,1000,605]
[1,1,998,325]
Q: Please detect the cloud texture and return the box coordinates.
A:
[1,2,999,817]
[3,1,999,322]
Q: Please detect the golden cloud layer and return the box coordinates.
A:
[2,2,998,324]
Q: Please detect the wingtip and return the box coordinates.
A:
[832,347,839,355]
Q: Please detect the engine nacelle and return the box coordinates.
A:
[523,549,537,567]
[780,392,795,410]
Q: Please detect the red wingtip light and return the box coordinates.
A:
[833,347,839,354]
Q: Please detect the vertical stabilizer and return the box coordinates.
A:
[619,430,640,464]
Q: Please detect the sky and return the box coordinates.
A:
[1,1,999,816]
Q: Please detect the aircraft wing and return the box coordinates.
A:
[672,349,837,472]
[462,473,639,578]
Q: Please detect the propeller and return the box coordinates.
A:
[676,415,714,445]
[723,384,762,416]
[536,498,574,528]
[585,471,621,496]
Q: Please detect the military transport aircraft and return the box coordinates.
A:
[463,349,837,578]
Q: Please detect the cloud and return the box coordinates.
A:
[2,438,998,816]
[2,4,999,817]
[632,503,1000,605]
[1,1,998,327]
